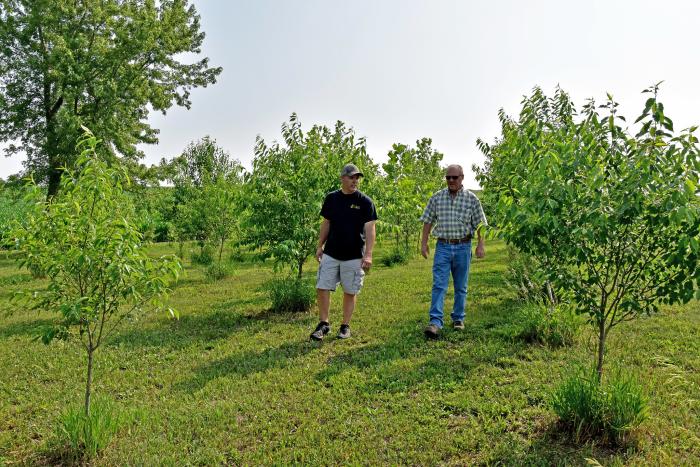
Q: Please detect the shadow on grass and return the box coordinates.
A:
[315,298,527,393]
[108,309,262,349]
[484,421,642,465]
[174,339,319,393]
[0,317,55,340]
[108,297,312,350]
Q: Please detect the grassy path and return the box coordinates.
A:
[1,241,698,464]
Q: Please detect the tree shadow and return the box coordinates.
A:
[108,297,262,349]
[486,421,642,465]
[108,297,312,350]
[108,309,256,349]
[0,317,55,340]
[174,339,318,393]
[315,298,526,393]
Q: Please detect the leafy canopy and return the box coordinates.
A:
[476,85,700,378]
[12,129,182,345]
[242,113,378,278]
[0,0,222,195]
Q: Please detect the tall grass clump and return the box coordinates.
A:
[504,246,558,305]
[55,398,122,461]
[551,367,648,444]
[516,304,580,347]
[380,247,410,267]
[265,277,315,312]
[205,262,233,281]
[191,244,214,265]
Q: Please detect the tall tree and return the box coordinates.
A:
[0,0,222,196]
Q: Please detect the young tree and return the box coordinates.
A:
[242,114,378,278]
[379,138,444,253]
[165,137,244,262]
[0,0,222,197]
[11,129,182,415]
[476,85,700,381]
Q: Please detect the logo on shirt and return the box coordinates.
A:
[350,204,361,210]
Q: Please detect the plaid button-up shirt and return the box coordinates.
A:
[419,188,487,239]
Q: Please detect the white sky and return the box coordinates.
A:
[2,0,699,188]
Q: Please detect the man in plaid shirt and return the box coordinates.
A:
[420,164,487,339]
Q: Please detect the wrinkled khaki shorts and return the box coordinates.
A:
[316,254,365,295]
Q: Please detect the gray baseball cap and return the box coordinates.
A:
[340,163,363,177]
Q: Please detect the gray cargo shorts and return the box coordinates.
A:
[316,254,365,295]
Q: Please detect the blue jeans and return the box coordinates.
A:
[429,241,472,328]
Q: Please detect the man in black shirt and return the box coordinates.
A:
[310,163,377,341]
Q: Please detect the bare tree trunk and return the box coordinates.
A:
[546,281,556,308]
[297,257,304,279]
[85,348,94,416]
[44,83,63,199]
[596,319,606,383]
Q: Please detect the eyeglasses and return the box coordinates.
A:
[445,175,460,181]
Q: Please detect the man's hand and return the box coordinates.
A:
[421,243,429,259]
[316,247,324,262]
[475,243,485,259]
[361,255,372,271]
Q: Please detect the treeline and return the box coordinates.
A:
[0,114,452,274]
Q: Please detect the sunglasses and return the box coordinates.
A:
[445,175,460,181]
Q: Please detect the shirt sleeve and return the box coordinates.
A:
[320,193,333,220]
[470,196,488,233]
[364,198,378,223]
[419,196,436,224]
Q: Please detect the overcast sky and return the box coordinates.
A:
[2,0,699,188]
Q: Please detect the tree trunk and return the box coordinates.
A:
[596,319,606,383]
[46,163,62,200]
[85,348,94,416]
[546,281,556,308]
[297,257,304,279]
[44,84,63,199]
[45,123,62,199]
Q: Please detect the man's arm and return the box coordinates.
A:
[421,222,432,259]
[316,218,330,261]
[362,220,376,270]
[475,223,486,259]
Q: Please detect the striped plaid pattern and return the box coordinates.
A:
[420,188,487,239]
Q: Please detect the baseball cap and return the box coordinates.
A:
[340,163,363,177]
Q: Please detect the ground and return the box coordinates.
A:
[0,241,698,465]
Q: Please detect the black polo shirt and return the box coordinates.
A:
[320,189,377,261]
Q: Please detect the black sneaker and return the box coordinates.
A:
[337,324,351,339]
[310,322,330,341]
[453,321,465,330]
[424,323,440,339]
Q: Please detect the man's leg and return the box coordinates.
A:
[317,289,331,323]
[311,254,339,341]
[451,243,472,324]
[337,259,364,339]
[342,292,357,325]
[428,242,451,328]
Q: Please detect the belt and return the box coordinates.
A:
[437,236,471,244]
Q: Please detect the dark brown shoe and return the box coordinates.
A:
[453,321,465,330]
[424,324,440,339]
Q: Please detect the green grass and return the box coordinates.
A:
[0,240,698,464]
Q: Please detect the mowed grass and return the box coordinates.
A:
[0,241,698,465]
